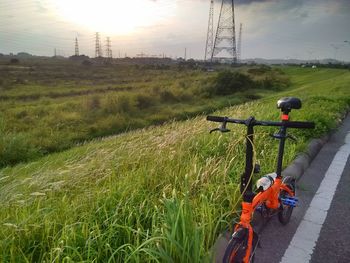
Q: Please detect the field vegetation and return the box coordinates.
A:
[0,59,289,167]
[0,66,349,262]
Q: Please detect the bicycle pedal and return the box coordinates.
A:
[281,197,298,207]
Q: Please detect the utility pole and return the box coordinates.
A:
[184,48,187,60]
[204,0,214,62]
[212,0,237,63]
[54,48,57,57]
[75,37,79,56]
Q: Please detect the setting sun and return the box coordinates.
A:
[50,0,176,35]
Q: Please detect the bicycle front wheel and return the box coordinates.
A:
[222,237,246,263]
[222,230,257,263]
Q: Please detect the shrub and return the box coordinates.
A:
[159,90,178,103]
[258,73,291,91]
[245,93,262,100]
[85,96,101,111]
[135,94,156,109]
[102,94,136,114]
[213,70,255,95]
[117,94,135,113]
[247,65,271,75]
[0,132,41,166]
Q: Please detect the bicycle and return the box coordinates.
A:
[207,97,315,263]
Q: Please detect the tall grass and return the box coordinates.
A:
[0,63,286,167]
[0,67,349,262]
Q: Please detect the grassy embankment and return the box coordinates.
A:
[0,67,349,262]
[0,61,286,167]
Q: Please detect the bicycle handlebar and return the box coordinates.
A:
[206,115,315,129]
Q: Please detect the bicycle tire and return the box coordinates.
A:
[222,237,246,263]
[278,177,296,225]
[223,230,257,263]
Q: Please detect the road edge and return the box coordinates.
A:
[282,111,349,181]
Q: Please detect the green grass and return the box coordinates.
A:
[0,61,286,167]
[0,66,349,262]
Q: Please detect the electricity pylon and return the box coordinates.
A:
[204,0,214,62]
[237,23,242,63]
[75,37,79,56]
[106,37,112,59]
[212,0,237,63]
[95,32,101,58]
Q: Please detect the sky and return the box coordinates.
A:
[0,0,350,61]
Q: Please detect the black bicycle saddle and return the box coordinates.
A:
[277,97,302,113]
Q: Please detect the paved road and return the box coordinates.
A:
[255,114,350,263]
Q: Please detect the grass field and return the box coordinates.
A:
[0,59,287,167]
[0,66,349,262]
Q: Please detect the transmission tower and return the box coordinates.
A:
[75,37,79,56]
[95,32,101,58]
[212,0,237,63]
[99,39,103,57]
[106,37,112,59]
[237,23,242,62]
[204,0,214,62]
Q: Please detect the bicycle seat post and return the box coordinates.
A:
[241,116,256,203]
[275,97,302,177]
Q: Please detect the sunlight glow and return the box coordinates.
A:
[50,0,175,35]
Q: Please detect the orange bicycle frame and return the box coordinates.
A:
[237,177,294,262]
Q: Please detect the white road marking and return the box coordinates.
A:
[280,133,350,263]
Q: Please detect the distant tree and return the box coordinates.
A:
[17,52,32,57]
[82,60,92,66]
[10,58,19,64]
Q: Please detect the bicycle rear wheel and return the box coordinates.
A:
[278,176,296,225]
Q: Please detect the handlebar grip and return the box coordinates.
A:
[284,121,315,129]
[206,115,227,122]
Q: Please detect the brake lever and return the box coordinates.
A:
[210,128,231,133]
[210,128,221,133]
[287,134,298,142]
[210,122,231,134]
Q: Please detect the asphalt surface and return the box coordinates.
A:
[310,155,350,263]
[212,114,350,262]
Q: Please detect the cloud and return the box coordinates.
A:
[35,1,48,12]
[235,0,274,5]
